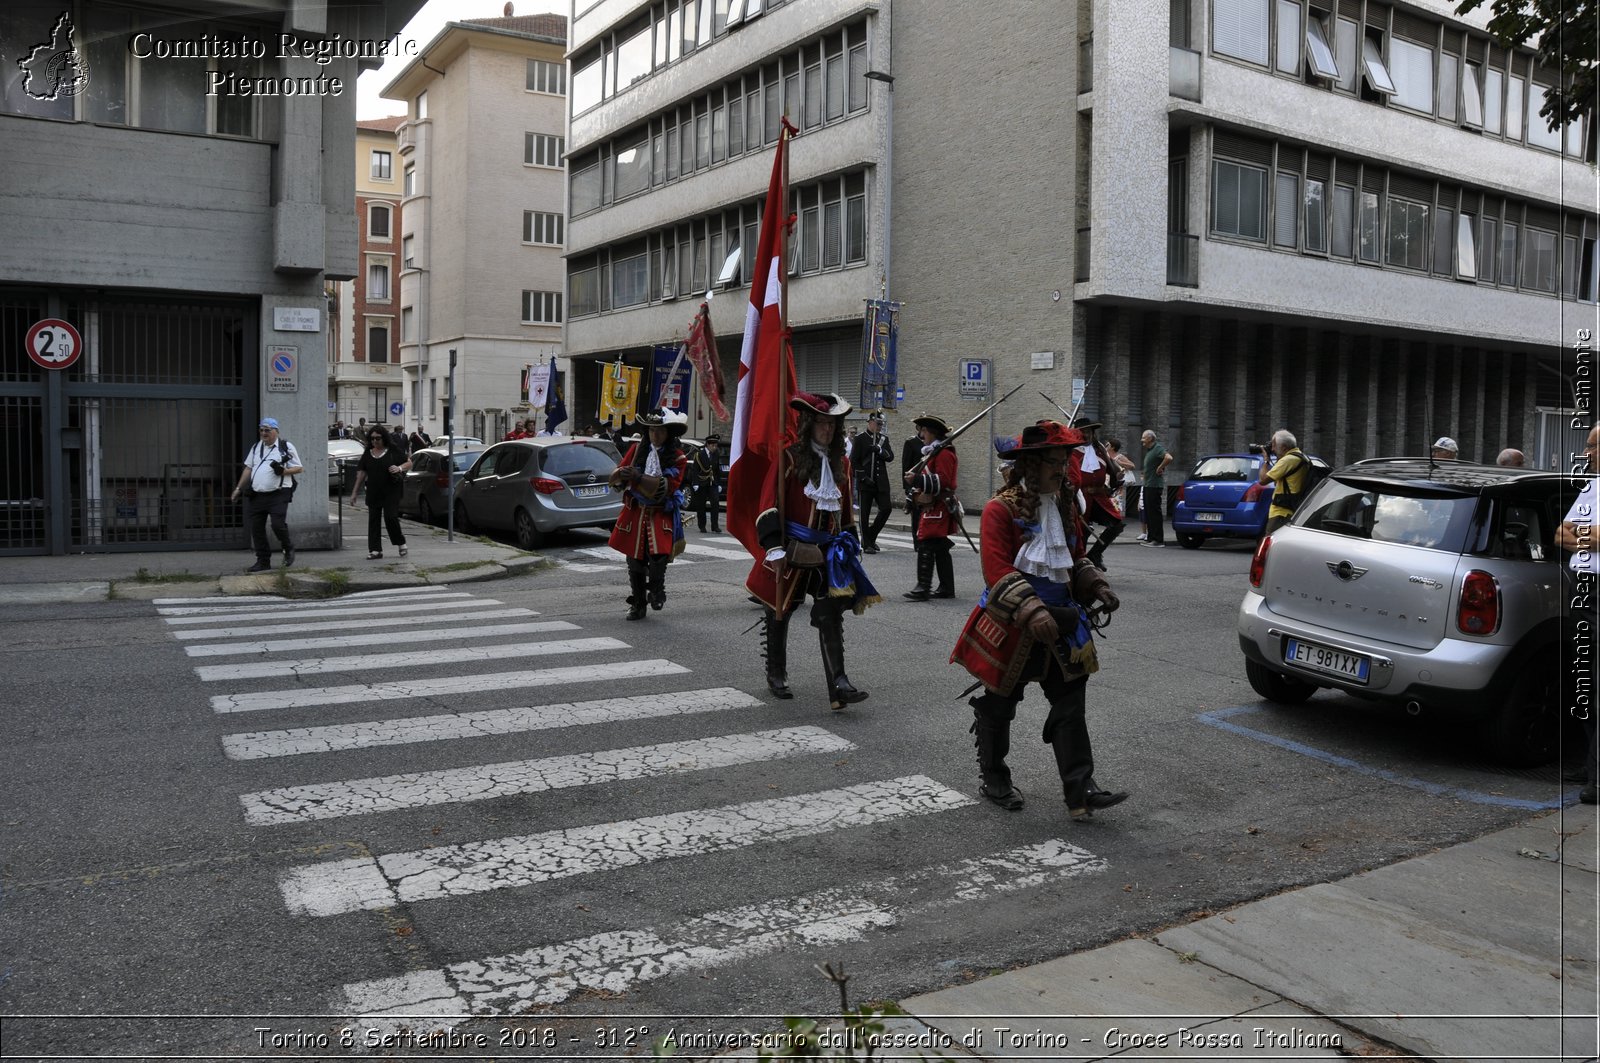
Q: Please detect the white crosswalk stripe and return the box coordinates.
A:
[339,839,1106,1019]
[220,687,763,760]
[158,591,476,616]
[210,659,690,714]
[278,775,975,916]
[194,637,626,682]
[155,586,459,606]
[681,542,752,561]
[162,597,505,626]
[241,726,853,825]
[172,607,536,641]
[184,620,578,657]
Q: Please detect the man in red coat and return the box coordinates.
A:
[747,392,882,710]
[1067,416,1126,571]
[608,408,688,620]
[950,420,1126,820]
[903,414,958,600]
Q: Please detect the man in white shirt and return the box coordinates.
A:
[1555,423,1599,804]
[230,417,304,572]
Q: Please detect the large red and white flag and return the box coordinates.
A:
[727,122,797,557]
[682,301,730,422]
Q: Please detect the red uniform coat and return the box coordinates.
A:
[909,446,959,539]
[1067,443,1123,520]
[607,442,686,560]
[745,448,857,614]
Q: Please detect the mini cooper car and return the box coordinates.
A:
[1237,458,1580,766]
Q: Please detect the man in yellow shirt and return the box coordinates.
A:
[1258,429,1310,535]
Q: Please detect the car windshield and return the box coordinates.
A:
[1191,457,1256,482]
[541,443,617,477]
[1299,480,1478,550]
[449,451,478,471]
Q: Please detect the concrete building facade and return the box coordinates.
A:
[563,0,1597,514]
[383,14,571,444]
[0,0,424,555]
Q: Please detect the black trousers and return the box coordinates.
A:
[246,489,292,562]
[367,491,406,553]
[1142,484,1167,543]
[692,487,721,530]
[971,644,1094,805]
[857,478,891,545]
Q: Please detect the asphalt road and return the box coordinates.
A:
[0,527,1572,1058]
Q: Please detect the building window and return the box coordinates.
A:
[1359,35,1397,96]
[571,163,602,215]
[1274,0,1300,75]
[1305,15,1339,80]
[1303,178,1327,252]
[367,324,390,363]
[527,59,566,94]
[416,91,428,119]
[402,307,415,341]
[612,252,651,308]
[522,290,564,323]
[1211,159,1267,241]
[1456,213,1477,280]
[1387,37,1434,112]
[1526,85,1563,151]
[1358,190,1380,262]
[368,261,390,301]
[1385,197,1429,270]
[1273,171,1299,247]
[371,150,392,180]
[1524,227,1558,291]
[570,267,599,317]
[404,166,415,196]
[1500,222,1519,285]
[402,235,415,269]
[369,204,391,239]
[526,133,565,167]
[1330,183,1354,258]
[524,211,564,245]
[613,133,651,199]
[1214,0,1269,65]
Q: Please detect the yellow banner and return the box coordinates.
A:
[599,364,641,427]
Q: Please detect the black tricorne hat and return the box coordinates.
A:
[912,414,950,438]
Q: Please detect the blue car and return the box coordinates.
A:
[1171,452,1308,549]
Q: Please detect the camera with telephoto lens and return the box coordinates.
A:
[270,460,285,475]
[1246,443,1266,455]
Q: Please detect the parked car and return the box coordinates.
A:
[328,439,364,491]
[431,435,485,450]
[1236,457,1580,766]
[453,437,624,549]
[400,444,487,524]
[1172,451,1328,549]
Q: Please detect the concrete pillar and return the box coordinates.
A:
[1333,334,1353,467]
[1265,324,1287,442]
[1149,312,1174,440]
[1365,347,1382,458]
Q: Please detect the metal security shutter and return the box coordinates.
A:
[1214,129,1274,165]
[1389,170,1433,202]
[793,331,861,400]
[1391,10,1434,45]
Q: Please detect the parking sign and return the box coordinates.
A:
[959,358,991,400]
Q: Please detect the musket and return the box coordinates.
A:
[906,381,1026,477]
[1037,391,1075,423]
[1067,364,1097,424]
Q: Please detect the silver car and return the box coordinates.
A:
[1237,458,1580,766]
[399,445,487,524]
[453,437,624,550]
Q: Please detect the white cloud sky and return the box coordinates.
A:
[356,0,563,119]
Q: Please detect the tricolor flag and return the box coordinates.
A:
[727,121,798,557]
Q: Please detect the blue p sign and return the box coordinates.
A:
[966,361,983,381]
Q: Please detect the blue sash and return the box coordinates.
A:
[784,519,882,614]
[625,485,687,550]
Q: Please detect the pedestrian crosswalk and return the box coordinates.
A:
[550,531,918,572]
[152,582,1107,1030]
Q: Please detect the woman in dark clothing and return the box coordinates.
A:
[349,428,412,559]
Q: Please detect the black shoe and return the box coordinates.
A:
[862,543,879,554]
[903,587,931,601]
[626,601,646,621]
[1085,788,1129,810]
[1582,785,1598,806]
[767,675,794,699]
[980,782,1025,811]
[931,588,955,599]
[282,547,295,568]
[246,561,272,573]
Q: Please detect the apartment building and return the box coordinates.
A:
[564,0,1596,512]
[0,0,424,555]
[330,116,407,429]
[383,14,570,444]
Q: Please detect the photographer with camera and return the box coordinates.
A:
[231,417,303,572]
[1257,429,1310,535]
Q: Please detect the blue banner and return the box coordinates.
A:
[859,299,901,411]
[650,344,694,412]
[544,368,567,433]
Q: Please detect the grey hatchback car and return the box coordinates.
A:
[399,445,487,524]
[1237,458,1580,766]
[453,437,623,549]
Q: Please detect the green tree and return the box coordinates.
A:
[1454,0,1596,135]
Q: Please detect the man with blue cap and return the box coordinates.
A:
[231,417,303,572]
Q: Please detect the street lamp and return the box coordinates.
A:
[863,70,894,302]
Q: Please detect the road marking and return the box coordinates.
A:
[211,659,689,714]
[279,775,973,916]
[573,547,616,559]
[1198,706,1571,810]
[158,591,476,616]
[558,562,620,573]
[154,586,459,605]
[163,598,504,626]
[242,726,853,825]
[185,621,580,658]
[221,687,764,760]
[338,839,1106,1018]
[680,542,751,561]
[171,608,536,641]
[195,637,627,682]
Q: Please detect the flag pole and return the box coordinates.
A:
[773,122,794,604]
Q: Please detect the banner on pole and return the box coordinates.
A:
[650,344,694,411]
[599,363,642,426]
[859,299,901,411]
[526,363,552,410]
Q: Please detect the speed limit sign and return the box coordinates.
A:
[26,318,83,370]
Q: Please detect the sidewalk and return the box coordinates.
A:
[880,808,1598,1062]
[0,515,545,605]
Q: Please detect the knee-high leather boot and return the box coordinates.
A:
[1087,517,1123,569]
[625,560,648,621]
[903,547,934,601]
[647,555,667,610]
[932,541,955,598]
[813,599,868,711]
[762,608,793,699]
[969,699,1024,810]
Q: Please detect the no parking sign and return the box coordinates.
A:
[267,345,298,393]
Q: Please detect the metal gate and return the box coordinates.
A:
[0,289,255,555]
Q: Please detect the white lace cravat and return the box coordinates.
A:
[804,443,842,511]
[1014,494,1075,583]
[1078,444,1103,474]
[644,446,662,478]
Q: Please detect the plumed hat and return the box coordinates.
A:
[1007,420,1084,454]
[634,408,689,436]
[790,391,852,417]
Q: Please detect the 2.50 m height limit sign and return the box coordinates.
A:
[26,318,83,370]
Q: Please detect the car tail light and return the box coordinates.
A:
[1249,535,1272,588]
[1457,569,1500,635]
[530,476,565,495]
[435,471,449,488]
[1176,484,1186,502]
[1243,482,1265,503]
